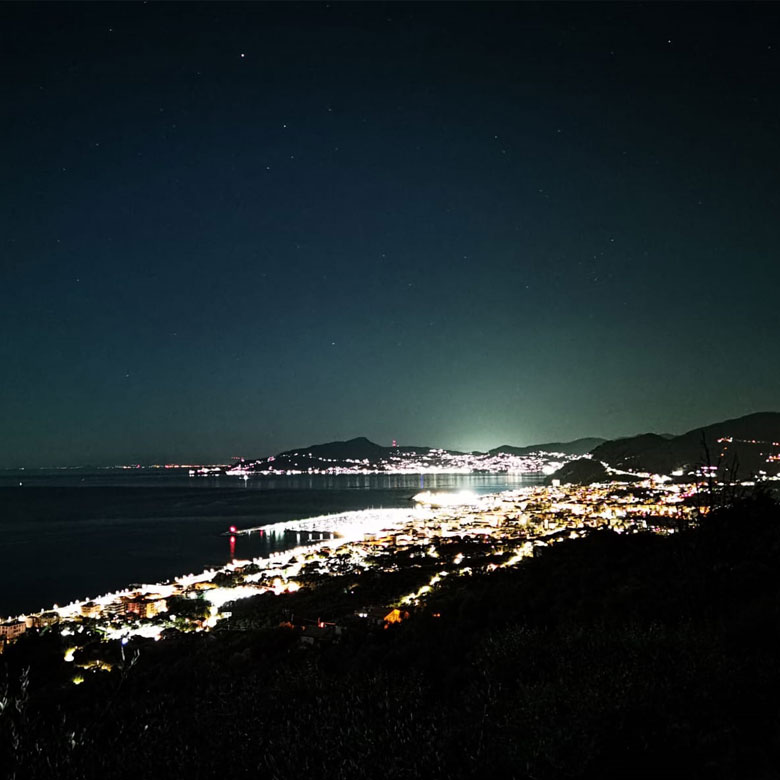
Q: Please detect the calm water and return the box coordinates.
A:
[0,470,541,617]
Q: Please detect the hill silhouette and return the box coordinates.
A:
[489,437,605,457]
[279,436,398,461]
[253,435,610,471]
[266,436,437,470]
[544,457,641,485]
[592,411,780,477]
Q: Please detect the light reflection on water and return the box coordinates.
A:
[1,469,542,492]
[0,471,542,616]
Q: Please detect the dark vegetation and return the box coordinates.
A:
[3,492,780,779]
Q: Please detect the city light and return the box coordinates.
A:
[0,470,755,663]
[412,490,479,507]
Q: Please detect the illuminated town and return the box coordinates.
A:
[5,419,780,675]
[0,474,724,675]
[222,447,577,477]
[90,445,583,478]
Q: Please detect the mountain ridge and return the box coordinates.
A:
[272,435,603,463]
[488,437,606,457]
[591,411,780,477]
[239,412,780,478]
[237,435,610,473]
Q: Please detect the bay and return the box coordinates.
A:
[0,470,542,617]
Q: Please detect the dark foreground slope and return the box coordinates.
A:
[3,493,780,779]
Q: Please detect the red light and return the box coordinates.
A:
[229,525,237,533]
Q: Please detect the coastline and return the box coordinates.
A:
[2,507,417,624]
[0,473,540,616]
[2,479,700,647]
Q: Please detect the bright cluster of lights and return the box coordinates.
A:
[203,585,265,610]
[102,622,165,642]
[222,445,585,478]
[412,490,479,507]
[400,570,450,606]
[5,466,753,668]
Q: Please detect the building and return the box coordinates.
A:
[0,621,27,645]
[125,597,168,619]
[356,606,410,627]
[80,601,102,618]
[25,612,60,629]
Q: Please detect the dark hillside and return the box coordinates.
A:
[267,437,452,470]
[545,457,607,484]
[3,493,780,779]
[593,412,780,477]
[544,457,642,485]
[489,437,606,456]
[279,435,387,460]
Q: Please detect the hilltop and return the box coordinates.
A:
[277,436,441,462]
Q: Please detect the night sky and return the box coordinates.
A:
[2,2,779,467]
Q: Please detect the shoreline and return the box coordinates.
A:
[0,473,539,617]
[2,507,417,624]
[0,478,709,657]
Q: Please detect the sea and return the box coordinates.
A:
[0,469,543,618]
